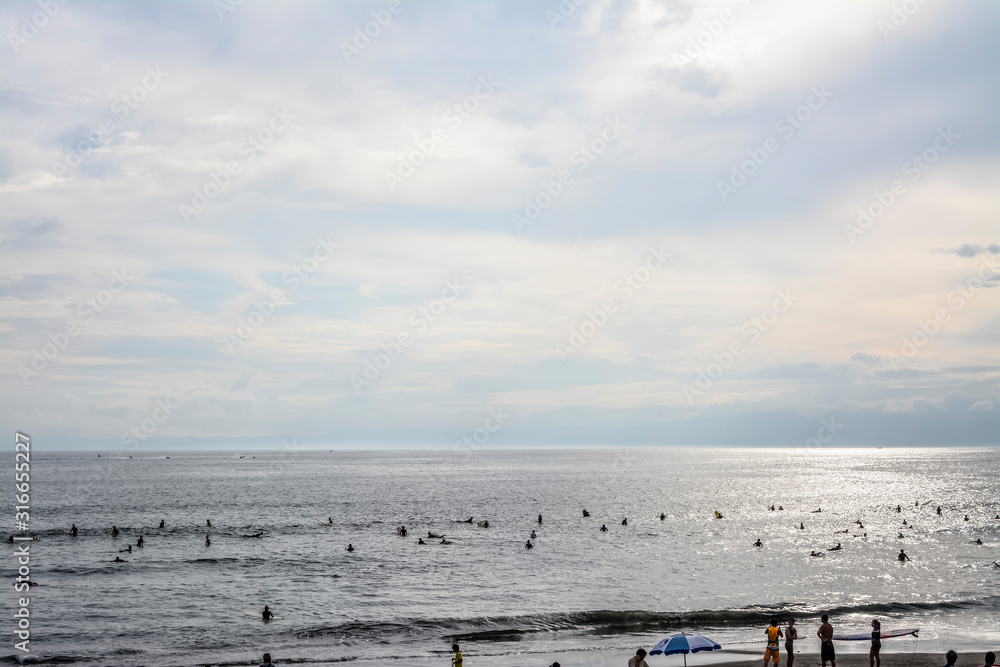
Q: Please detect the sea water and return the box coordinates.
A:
[3,447,998,666]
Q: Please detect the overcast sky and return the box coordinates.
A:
[1,0,998,450]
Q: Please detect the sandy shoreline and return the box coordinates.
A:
[467,650,990,667]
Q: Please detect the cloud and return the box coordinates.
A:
[968,400,994,412]
[939,243,1000,257]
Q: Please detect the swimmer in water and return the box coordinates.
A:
[328,517,333,524]
[898,549,911,562]
[583,510,590,517]
[418,538,426,544]
[621,518,628,526]
[660,513,665,520]
[119,545,132,553]
[136,535,143,548]
[111,526,119,537]
[113,556,127,563]
[799,523,805,530]
[262,605,273,620]
[936,506,942,515]
[205,535,211,547]
[70,524,78,537]
[207,519,212,527]
[964,515,970,522]
[482,520,489,528]
[902,519,907,526]
[525,540,533,549]
[769,505,776,511]
[346,544,354,552]
[428,532,443,539]
[778,505,783,510]
[440,538,453,545]
[896,505,901,513]
[898,533,905,539]
[753,538,763,547]
[538,515,543,525]
[159,519,164,529]
[810,551,824,557]
[600,524,608,532]
[530,530,537,539]
[828,543,842,551]
[243,532,263,538]
[974,538,983,545]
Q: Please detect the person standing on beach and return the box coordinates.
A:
[944,650,958,667]
[764,617,783,666]
[785,618,797,667]
[870,619,881,667]
[817,615,835,667]
[628,648,649,667]
[260,652,275,667]
[451,643,463,667]
[980,651,995,667]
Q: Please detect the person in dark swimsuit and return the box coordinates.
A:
[583,510,590,517]
[785,618,797,667]
[262,605,273,620]
[70,524,78,537]
[869,619,881,667]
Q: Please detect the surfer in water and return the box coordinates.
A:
[799,523,805,530]
[525,539,533,549]
[207,519,212,527]
[113,556,128,563]
[898,549,911,562]
[538,514,543,525]
[530,530,537,539]
[136,535,144,548]
[111,526,119,537]
[70,524,78,537]
[754,538,764,547]
[328,517,333,524]
[622,518,628,526]
[583,509,590,517]
[119,545,132,553]
[243,532,263,538]
[828,543,842,551]
[810,551,824,557]
[937,506,942,515]
[159,519,164,529]
[660,513,666,520]
[262,605,273,620]
[440,538,453,545]
[346,544,354,552]
[205,535,210,547]
[869,619,881,667]
[600,524,608,532]
[418,538,426,544]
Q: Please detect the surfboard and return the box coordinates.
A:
[243,611,283,620]
[833,629,918,641]
[314,517,330,525]
[59,529,71,534]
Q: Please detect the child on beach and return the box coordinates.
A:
[451,643,463,667]
[870,620,881,667]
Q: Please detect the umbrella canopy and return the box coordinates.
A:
[649,633,721,667]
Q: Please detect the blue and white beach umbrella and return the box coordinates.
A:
[649,632,722,667]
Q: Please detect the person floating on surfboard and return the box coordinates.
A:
[262,605,273,621]
[70,524,78,537]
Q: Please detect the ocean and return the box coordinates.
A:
[4,447,999,666]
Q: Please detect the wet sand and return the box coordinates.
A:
[474,651,969,667]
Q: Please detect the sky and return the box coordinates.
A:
[1,0,998,451]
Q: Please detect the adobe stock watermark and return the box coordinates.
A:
[512,117,627,233]
[717,85,832,202]
[673,0,752,68]
[682,288,797,402]
[556,245,671,361]
[350,278,466,394]
[803,415,843,450]
[883,255,998,370]
[384,75,500,192]
[223,234,338,352]
[545,0,584,29]
[340,0,403,62]
[120,390,183,450]
[180,106,295,223]
[877,0,929,40]
[51,66,168,177]
[17,268,134,385]
[451,408,511,462]
[844,126,958,244]
[213,0,244,21]
[7,0,70,53]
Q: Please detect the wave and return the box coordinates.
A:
[297,596,999,644]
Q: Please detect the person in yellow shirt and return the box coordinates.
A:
[764,617,784,665]
[451,643,462,667]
